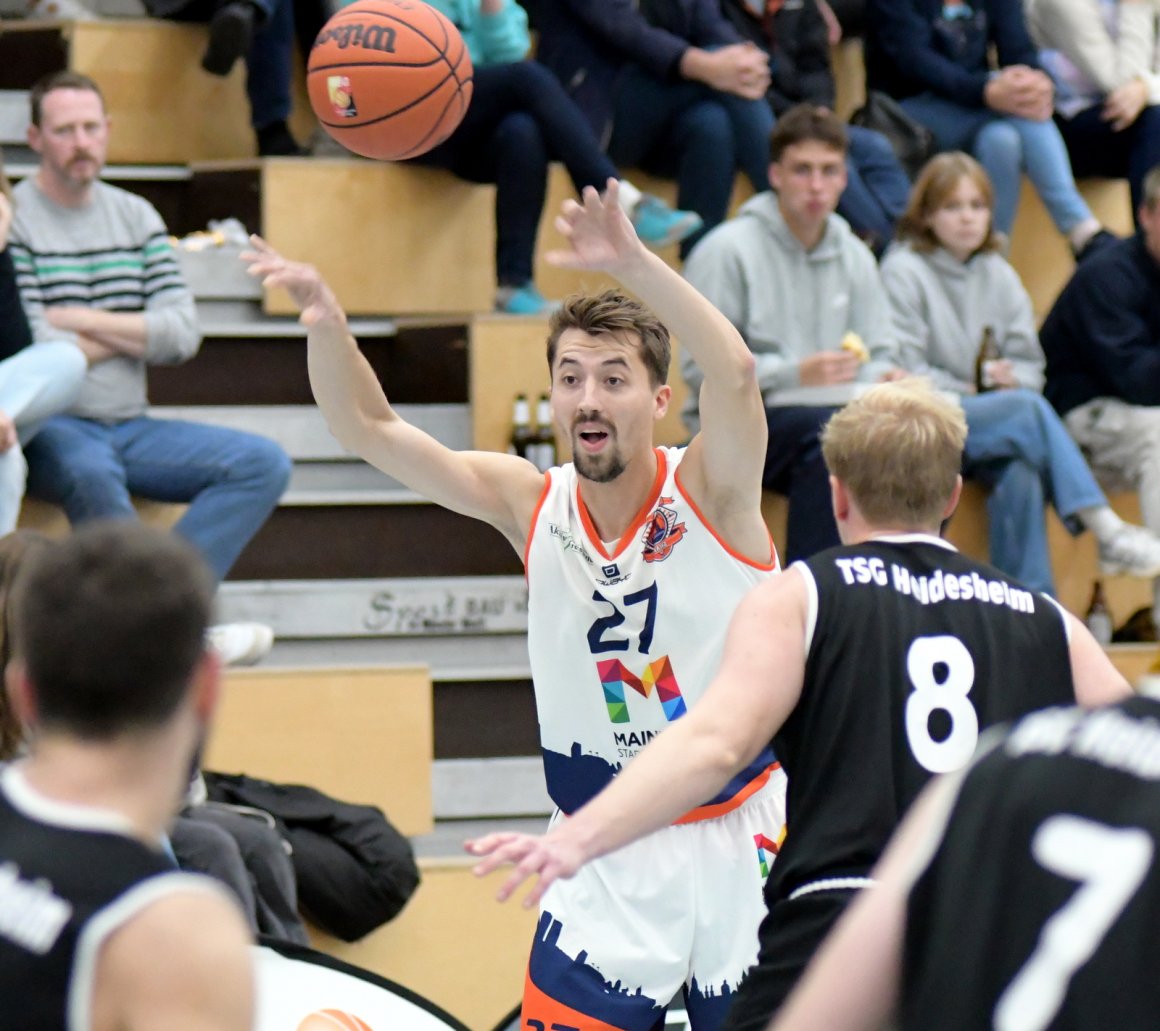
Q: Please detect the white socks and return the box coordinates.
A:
[615,178,643,217]
[1078,505,1123,543]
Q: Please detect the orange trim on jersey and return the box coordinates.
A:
[523,964,637,1031]
[673,763,780,825]
[673,464,779,572]
[523,470,554,577]
[576,448,668,561]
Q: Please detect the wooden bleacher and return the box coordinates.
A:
[2,15,1155,1029]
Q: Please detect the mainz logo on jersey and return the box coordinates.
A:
[641,497,686,563]
[598,656,687,724]
[754,831,783,879]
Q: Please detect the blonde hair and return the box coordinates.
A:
[897,152,1004,255]
[821,379,967,528]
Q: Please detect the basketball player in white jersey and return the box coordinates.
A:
[468,378,1130,1031]
[243,182,787,1031]
[0,523,253,1030]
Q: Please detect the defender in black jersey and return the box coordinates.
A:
[0,524,252,1031]
[773,695,1160,1031]
[468,379,1130,1030]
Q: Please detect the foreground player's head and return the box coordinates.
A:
[8,522,216,745]
[822,379,966,537]
[0,531,52,761]
[546,291,672,484]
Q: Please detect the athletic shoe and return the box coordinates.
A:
[207,622,274,666]
[201,0,256,77]
[1073,228,1118,265]
[1097,524,1160,578]
[495,283,558,316]
[630,196,703,248]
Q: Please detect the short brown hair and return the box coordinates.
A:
[546,290,671,388]
[12,523,213,742]
[897,152,1004,255]
[821,379,967,528]
[30,70,104,128]
[0,148,10,203]
[769,104,848,164]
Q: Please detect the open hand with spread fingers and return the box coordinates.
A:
[546,178,649,275]
[465,829,587,909]
[240,235,345,327]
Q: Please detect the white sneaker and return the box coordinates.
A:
[207,622,274,666]
[1097,524,1160,579]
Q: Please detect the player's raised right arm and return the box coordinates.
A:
[242,237,544,546]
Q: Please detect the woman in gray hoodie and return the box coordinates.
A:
[881,151,1160,595]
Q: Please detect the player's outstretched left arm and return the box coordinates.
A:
[550,182,769,559]
[467,569,809,907]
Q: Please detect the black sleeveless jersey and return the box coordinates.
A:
[0,766,207,1030]
[904,696,1160,1031]
[765,535,1073,906]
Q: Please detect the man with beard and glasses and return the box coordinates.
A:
[243,181,787,1031]
[0,522,253,1030]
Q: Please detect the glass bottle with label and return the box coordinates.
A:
[529,393,556,472]
[508,394,532,460]
[974,325,1000,393]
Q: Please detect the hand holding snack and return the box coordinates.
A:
[840,331,869,363]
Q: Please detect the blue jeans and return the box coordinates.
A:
[0,342,88,534]
[838,125,911,252]
[763,405,842,563]
[961,390,1105,595]
[246,0,295,130]
[1057,104,1160,229]
[409,62,620,287]
[899,93,1093,236]
[25,415,291,582]
[610,66,775,257]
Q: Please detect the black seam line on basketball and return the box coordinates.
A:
[310,57,446,70]
[393,91,466,158]
[334,8,463,85]
[317,74,465,128]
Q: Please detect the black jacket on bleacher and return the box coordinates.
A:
[1041,233,1160,418]
[0,247,33,363]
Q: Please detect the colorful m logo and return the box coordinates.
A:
[598,656,687,724]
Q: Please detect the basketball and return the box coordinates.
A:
[296,1009,374,1031]
[307,0,473,161]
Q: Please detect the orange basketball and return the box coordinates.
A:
[296,1008,375,1031]
[307,0,473,161]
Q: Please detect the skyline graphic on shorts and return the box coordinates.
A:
[598,656,687,724]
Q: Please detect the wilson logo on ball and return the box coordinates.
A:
[314,23,398,52]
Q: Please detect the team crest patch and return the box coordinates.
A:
[642,496,686,563]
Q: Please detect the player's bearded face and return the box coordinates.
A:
[571,413,626,483]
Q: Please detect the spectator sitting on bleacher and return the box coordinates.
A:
[142,0,302,155]
[532,0,776,259]
[1025,0,1160,230]
[719,0,911,255]
[1040,163,1160,628]
[881,151,1160,596]
[408,0,703,316]
[8,71,291,665]
[0,152,87,537]
[682,104,901,563]
[865,0,1116,258]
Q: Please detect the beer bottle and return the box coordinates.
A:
[508,393,533,460]
[1084,580,1114,647]
[974,325,1000,393]
[529,393,556,472]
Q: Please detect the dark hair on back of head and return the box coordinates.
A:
[11,522,214,742]
[546,290,671,388]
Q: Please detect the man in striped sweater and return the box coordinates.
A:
[9,72,291,629]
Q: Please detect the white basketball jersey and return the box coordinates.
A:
[526,446,780,817]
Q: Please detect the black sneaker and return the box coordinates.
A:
[257,120,306,157]
[202,0,256,77]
